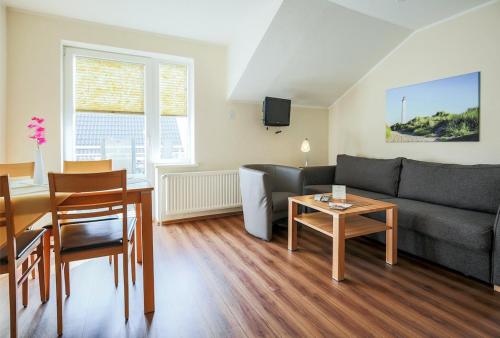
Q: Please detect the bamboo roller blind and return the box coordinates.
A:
[75,57,187,116]
[159,63,188,117]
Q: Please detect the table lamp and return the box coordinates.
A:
[301,138,311,166]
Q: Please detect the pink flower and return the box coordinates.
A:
[27,116,46,146]
[31,116,44,124]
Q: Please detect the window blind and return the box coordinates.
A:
[159,63,187,116]
[75,57,145,114]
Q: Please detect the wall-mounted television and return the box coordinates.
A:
[262,97,291,127]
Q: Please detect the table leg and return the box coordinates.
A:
[135,203,143,264]
[386,207,398,265]
[332,215,345,281]
[141,191,155,314]
[288,200,298,251]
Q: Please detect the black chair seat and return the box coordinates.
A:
[60,218,136,254]
[43,217,120,230]
[0,229,46,265]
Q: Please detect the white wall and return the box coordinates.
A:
[329,2,500,165]
[6,9,329,174]
[0,1,6,161]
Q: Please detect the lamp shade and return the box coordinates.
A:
[300,138,311,153]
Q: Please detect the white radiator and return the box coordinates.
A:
[160,170,242,220]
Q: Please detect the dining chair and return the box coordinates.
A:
[0,163,38,280]
[63,159,112,173]
[0,175,48,338]
[0,162,35,178]
[62,159,119,287]
[44,159,122,298]
[48,170,136,335]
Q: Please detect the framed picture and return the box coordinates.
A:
[385,72,480,143]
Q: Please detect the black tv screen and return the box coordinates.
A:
[263,97,291,126]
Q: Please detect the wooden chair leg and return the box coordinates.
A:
[30,255,36,279]
[123,252,129,321]
[43,231,51,300]
[55,260,63,336]
[37,241,47,303]
[109,255,112,265]
[64,262,70,297]
[8,260,18,338]
[22,260,29,308]
[131,232,136,285]
[114,254,119,287]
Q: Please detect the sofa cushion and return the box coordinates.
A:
[272,192,295,212]
[303,166,336,186]
[303,184,331,195]
[346,187,394,201]
[334,155,402,196]
[398,159,500,214]
[303,185,393,200]
[368,198,495,252]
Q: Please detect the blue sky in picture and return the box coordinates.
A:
[386,72,479,126]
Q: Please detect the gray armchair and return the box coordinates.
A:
[239,164,303,241]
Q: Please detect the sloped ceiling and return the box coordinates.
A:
[228,0,411,107]
[228,0,491,107]
[5,0,493,107]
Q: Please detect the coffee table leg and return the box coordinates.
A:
[288,200,298,251]
[332,215,345,281]
[386,207,398,265]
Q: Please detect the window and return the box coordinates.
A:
[63,45,194,179]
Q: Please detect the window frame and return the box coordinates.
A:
[62,42,195,181]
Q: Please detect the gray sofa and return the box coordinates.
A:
[240,164,303,241]
[303,154,500,288]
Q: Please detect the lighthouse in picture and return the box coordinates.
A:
[400,96,407,123]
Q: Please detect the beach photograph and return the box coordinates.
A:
[386,72,480,143]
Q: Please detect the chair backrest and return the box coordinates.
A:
[0,175,16,263]
[0,162,35,178]
[48,170,128,253]
[63,159,113,174]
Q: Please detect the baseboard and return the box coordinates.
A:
[162,210,242,225]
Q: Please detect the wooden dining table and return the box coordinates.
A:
[0,178,156,314]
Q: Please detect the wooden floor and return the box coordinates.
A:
[1,215,500,337]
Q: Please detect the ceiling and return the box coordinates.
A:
[228,0,492,106]
[328,0,491,30]
[229,0,410,107]
[4,0,281,44]
[5,0,493,107]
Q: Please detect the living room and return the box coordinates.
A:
[0,0,499,337]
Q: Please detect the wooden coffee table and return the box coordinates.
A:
[288,194,398,281]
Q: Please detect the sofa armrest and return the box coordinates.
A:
[492,205,500,286]
[303,165,336,186]
[239,166,273,241]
